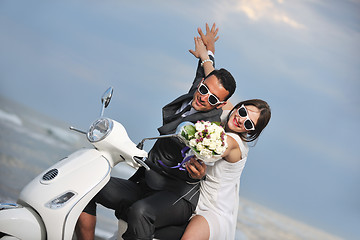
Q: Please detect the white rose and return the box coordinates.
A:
[215,127,224,136]
[196,142,205,151]
[202,138,211,146]
[195,122,205,132]
[189,139,197,147]
[210,132,219,141]
[204,121,212,126]
[215,139,223,147]
[207,124,217,134]
[215,145,226,155]
[208,141,217,150]
[200,148,213,158]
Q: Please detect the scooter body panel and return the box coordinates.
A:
[0,88,152,240]
[18,148,112,240]
[93,120,148,168]
[0,205,45,240]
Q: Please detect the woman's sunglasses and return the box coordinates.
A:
[237,104,255,131]
[197,82,225,106]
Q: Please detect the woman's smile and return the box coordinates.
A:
[233,116,241,128]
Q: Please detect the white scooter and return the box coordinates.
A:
[0,87,185,240]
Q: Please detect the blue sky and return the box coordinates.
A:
[0,0,359,239]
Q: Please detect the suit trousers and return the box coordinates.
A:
[83,176,193,240]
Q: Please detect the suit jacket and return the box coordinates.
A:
[133,55,221,207]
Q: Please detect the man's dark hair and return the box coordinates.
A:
[206,68,236,100]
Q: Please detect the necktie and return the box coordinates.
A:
[167,104,192,123]
[178,104,191,117]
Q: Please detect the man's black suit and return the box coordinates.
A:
[144,59,222,207]
[83,55,222,240]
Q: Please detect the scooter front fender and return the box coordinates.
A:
[0,204,45,240]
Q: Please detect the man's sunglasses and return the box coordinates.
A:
[237,104,256,131]
[197,82,225,106]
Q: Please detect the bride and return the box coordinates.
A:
[181,34,271,240]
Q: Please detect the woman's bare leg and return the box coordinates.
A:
[181,215,210,240]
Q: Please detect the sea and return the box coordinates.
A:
[0,95,342,240]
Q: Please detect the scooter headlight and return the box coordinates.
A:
[87,118,113,142]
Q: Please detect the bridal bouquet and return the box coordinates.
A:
[180,120,227,163]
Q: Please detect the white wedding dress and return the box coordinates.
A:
[194,131,249,240]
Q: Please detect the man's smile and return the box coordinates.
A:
[195,95,206,107]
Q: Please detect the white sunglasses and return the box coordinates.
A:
[197,81,225,106]
[237,104,255,131]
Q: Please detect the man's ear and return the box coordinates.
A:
[215,101,227,109]
[222,101,233,110]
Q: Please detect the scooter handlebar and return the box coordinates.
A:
[133,156,150,171]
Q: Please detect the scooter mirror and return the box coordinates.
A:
[175,121,194,136]
[101,87,114,108]
[100,87,114,117]
[71,86,115,133]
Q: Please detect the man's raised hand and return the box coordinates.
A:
[198,23,219,54]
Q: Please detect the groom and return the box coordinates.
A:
[76,23,236,240]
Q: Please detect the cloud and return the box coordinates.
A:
[235,0,306,29]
